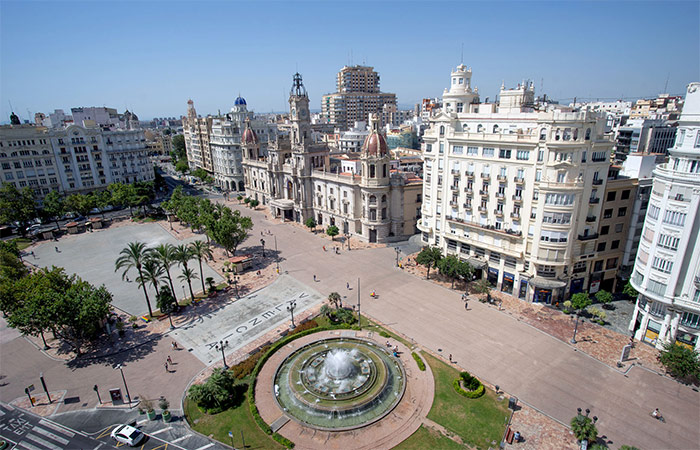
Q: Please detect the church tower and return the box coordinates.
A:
[359,113,391,242]
[289,73,313,149]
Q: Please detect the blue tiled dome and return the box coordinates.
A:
[234,96,247,106]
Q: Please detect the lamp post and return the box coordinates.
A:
[181,285,186,303]
[215,340,229,369]
[115,364,132,406]
[395,247,401,267]
[571,311,580,344]
[232,275,240,299]
[274,236,280,274]
[260,238,265,257]
[287,299,297,329]
[346,233,351,250]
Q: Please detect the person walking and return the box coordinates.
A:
[164,362,169,372]
[167,355,173,364]
[54,246,59,252]
[30,251,35,258]
[347,282,350,290]
[449,354,452,363]
[313,274,317,282]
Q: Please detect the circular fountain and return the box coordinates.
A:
[273,337,405,430]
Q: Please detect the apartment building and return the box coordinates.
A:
[629,82,700,351]
[614,118,677,162]
[182,100,213,172]
[417,64,613,303]
[321,66,397,131]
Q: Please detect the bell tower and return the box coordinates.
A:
[289,73,313,148]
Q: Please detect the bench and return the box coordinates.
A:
[505,427,514,444]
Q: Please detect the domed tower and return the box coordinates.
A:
[442,64,479,113]
[360,114,391,242]
[240,119,260,162]
[232,95,248,113]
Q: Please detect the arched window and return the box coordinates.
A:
[555,129,561,141]
[563,128,572,141]
[382,164,387,177]
[381,194,387,203]
[493,125,500,133]
[439,126,445,136]
[370,209,377,221]
[369,195,377,204]
[585,128,591,140]
[370,164,376,178]
[539,128,547,141]
[463,124,469,132]
[477,124,484,133]
[573,129,579,140]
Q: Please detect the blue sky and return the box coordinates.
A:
[1,1,698,121]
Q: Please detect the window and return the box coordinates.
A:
[601,225,609,235]
[456,103,463,113]
[516,150,530,160]
[535,169,542,181]
[597,242,606,252]
[482,147,494,157]
[593,261,604,272]
[544,193,574,205]
[425,143,432,152]
[651,256,673,274]
[498,149,511,159]
[453,145,463,154]
[539,128,547,140]
[648,204,660,220]
[540,230,568,243]
[585,128,591,140]
[460,244,470,254]
[606,258,618,270]
[538,150,544,162]
[611,240,620,250]
[692,289,700,304]
[581,151,587,163]
[680,311,700,329]
[615,223,623,233]
[603,208,613,219]
[467,146,478,156]
[439,143,444,154]
[439,126,445,136]
[607,191,616,202]
[621,190,630,200]
[618,207,627,217]
[474,247,485,258]
[657,234,680,250]
[649,301,667,317]
[557,172,566,183]
[542,211,571,224]
[489,252,501,263]
[663,210,686,226]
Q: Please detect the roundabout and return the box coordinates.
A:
[255,329,435,449]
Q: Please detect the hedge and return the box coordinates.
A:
[453,371,485,399]
[412,352,426,371]
[246,322,355,449]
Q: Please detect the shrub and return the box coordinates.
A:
[272,433,295,448]
[453,371,485,398]
[188,368,246,413]
[412,352,426,371]
[158,398,169,411]
[230,345,271,380]
[379,331,391,338]
[289,319,319,335]
[563,300,573,314]
[140,396,154,412]
[658,341,700,380]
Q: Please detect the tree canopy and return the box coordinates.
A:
[326,225,339,240]
[416,246,442,279]
[658,342,700,381]
[0,183,37,233]
[570,293,592,312]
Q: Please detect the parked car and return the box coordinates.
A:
[27,224,42,232]
[102,205,115,212]
[110,424,145,447]
[62,212,77,220]
[89,208,101,215]
[73,215,86,223]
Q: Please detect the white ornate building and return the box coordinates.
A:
[242,73,422,243]
[418,64,614,303]
[629,82,700,351]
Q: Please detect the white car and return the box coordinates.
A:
[110,424,145,447]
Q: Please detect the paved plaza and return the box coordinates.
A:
[172,275,326,364]
[31,222,223,316]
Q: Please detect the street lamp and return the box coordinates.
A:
[287,299,297,329]
[232,275,240,299]
[115,364,132,407]
[181,285,187,303]
[345,233,351,250]
[260,238,265,257]
[274,236,280,274]
[571,311,581,344]
[215,340,229,369]
[395,247,401,267]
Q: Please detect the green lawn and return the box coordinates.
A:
[423,352,509,450]
[184,392,283,450]
[12,238,32,250]
[393,425,465,450]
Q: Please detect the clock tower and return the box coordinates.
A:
[289,72,313,148]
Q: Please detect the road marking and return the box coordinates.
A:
[0,408,5,416]
[137,419,148,425]
[16,441,43,450]
[38,419,76,437]
[96,426,115,439]
[171,434,192,443]
[32,426,70,445]
[93,444,104,450]
[149,426,173,436]
[23,433,62,450]
[195,443,214,450]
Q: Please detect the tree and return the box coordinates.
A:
[115,242,154,317]
[42,191,65,227]
[178,267,198,302]
[570,412,598,444]
[187,368,242,413]
[65,193,94,217]
[137,257,165,300]
[658,342,700,380]
[455,260,474,286]
[595,290,613,308]
[328,292,341,309]
[175,160,189,174]
[623,281,638,299]
[570,293,592,313]
[108,183,131,210]
[415,247,442,279]
[0,247,28,281]
[326,225,339,241]
[150,244,177,304]
[156,285,177,328]
[437,255,461,288]
[0,183,37,234]
[249,199,259,208]
[304,217,317,232]
[190,240,213,295]
[192,168,209,182]
[171,135,186,162]
[473,279,492,301]
[208,208,252,256]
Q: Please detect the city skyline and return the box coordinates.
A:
[1,1,699,121]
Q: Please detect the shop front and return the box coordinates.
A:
[487,267,499,287]
[530,277,567,304]
[570,278,584,295]
[501,272,515,295]
[643,319,661,345]
[466,257,486,281]
[518,279,528,299]
[675,331,698,350]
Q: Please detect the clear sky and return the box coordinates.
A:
[1,1,698,121]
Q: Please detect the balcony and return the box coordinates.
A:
[511,212,521,220]
[464,203,472,210]
[586,215,597,222]
[578,232,599,241]
[464,188,473,195]
[482,174,491,181]
[451,169,460,175]
[589,197,600,204]
[592,179,603,185]
[494,209,504,217]
[450,185,460,191]
[512,194,523,202]
[478,206,488,214]
[514,177,525,184]
[495,192,505,199]
[479,190,489,197]
[497,175,508,182]
[449,201,459,207]
[465,171,474,179]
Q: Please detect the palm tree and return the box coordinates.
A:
[190,240,213,294]
[137,257,165,301]
[173,243,194,293]
[178,267,198,303]
[150,244,178,304]
[115,242,154,317]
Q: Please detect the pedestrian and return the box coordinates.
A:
[55,246,58,252]
[513,431,521,442]
[30,251,35,258]
[164,362,169,372]
[449,354,452,363]
[386,341,391,347]
[323,245,326,251]
[313,274,317,282]
[261,231,263,236]
[125,276,130,282]
[347,282,350,290]
[257,270,261,276]
[464,301,468,310]
[171,340,178,350]
[167,355,173,364]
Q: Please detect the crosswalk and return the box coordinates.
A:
[14,419,75,450]
[0,403,95,450]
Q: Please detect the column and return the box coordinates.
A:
[657,309,673,349]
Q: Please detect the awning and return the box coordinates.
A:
[270,199,295,210]
[530,277,567,289]
[465,258,487,269]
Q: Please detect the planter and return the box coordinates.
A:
[147,410,157,420]
[162,410,171,422]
